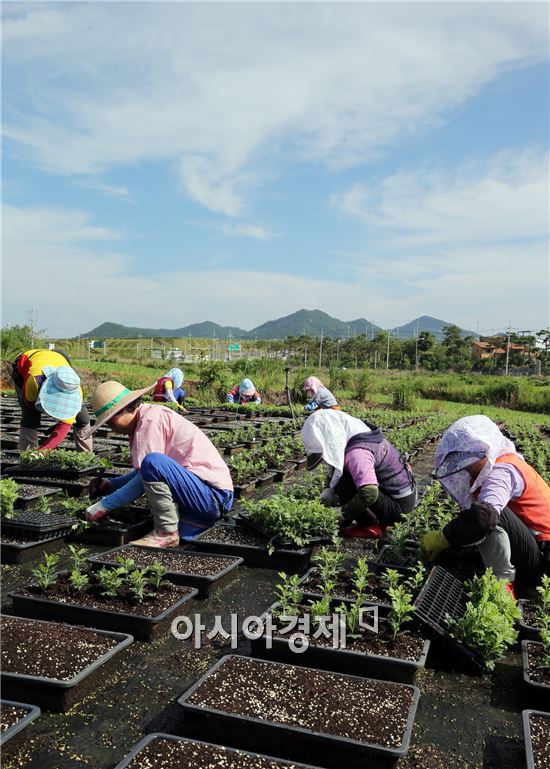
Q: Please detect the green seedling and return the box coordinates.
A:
[148,561,168,590]
[275,572,303,620]
[32,553,60,591]
[0,478,19,519]
[97,566,125,599]
[69,569,90,592]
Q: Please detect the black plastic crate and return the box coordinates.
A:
[2,508,77,541]
[412,565,485,673]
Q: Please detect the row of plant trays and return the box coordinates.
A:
[7,546,243,641]
[0,615,133,711]
[2,505,78,541]
[233,459,307,498]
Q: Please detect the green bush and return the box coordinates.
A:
[354,368,372,402]
[392,380,418,411]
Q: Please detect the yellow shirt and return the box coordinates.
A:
[21,349,82,425]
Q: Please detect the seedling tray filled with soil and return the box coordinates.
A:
[9,570,198,642]
[0,536,66,565]
[518,599,544,642]
[75,508,153,546]
[271,461,297,482]
[113,733,319,769]
[233,479,258,498]
[372,544,420,575]
[251,601,430,684]
[298,565,390,606]
[2,507,78,541]
[0,700,41,748]
[11,483,61,509]
[0,615,133,711]
[87,544,243,598]
[7,462,102,480]
[193,523,312,570]
[177,655,420,769]
[522,641,550,709]
[8,474,90,498]
[522,709,550,769]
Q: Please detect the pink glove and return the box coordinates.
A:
[86,501,108,522]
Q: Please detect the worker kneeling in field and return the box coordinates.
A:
[153,367,187,411]
[84,381,234,547]
[11,347,92,452]
[422,415,550,595]
[301,409,416,538]
[303,376,340,412]
[225,378,261,405]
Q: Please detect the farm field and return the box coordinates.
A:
[1,363,549,769]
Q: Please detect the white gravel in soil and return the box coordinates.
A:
[187,656,414,748]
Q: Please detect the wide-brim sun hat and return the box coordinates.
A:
[434,450,487,479]
[36,366,82,421]
[85,380,155,436]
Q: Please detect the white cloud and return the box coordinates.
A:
[2,3,547,213]
[331,148,549,246]
[2,204,547,336]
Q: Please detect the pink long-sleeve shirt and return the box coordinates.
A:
[130,404,233,491]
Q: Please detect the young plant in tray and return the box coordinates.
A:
[534,574,550,632]
[32,553,61,591]
[0,478,19,519]
[448,569,520,671]
[148,561,168,590]
[274,572,303,621]
[336,557,372,638]
[19,448,99,471]
[241,493,340,552]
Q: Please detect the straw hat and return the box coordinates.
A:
[85,380,155,436]
[36,366,83,420]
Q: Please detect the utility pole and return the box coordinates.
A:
[386,330,391,370]
[505,322,512,376]
[27,308,37,347]
[318,330,323,368]
[414,320,419,373]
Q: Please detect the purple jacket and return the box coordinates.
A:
[335,428,414,504]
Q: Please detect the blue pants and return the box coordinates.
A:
[141,453,233,541]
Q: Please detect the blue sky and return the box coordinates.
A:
[2,2,548,337]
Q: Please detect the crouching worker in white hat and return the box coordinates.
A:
[83,381,234,547]
[12,348,92,451]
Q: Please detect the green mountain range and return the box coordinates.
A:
[80,310,474,341]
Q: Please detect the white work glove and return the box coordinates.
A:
[86,500,108,522]
[320,488,337,507]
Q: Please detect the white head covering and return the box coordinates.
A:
[301,409,370,488]
[434,415,521,507]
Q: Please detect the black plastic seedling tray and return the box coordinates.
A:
[6,462,102,480]
[0,536,66,564]
[521,641,550,709]
[0,700,41,747]
[522,709,550,769]
[192,523,312,570]
[1,616,133,711]
[2,508,77,541]
[177,655,420,769]
[297,566,390,609]
[518,600,542,642]
[11,484,61,510]
[371,544,418,575]
[75,515,153,547]
[251,601,430,684]
[412,565,486,674]
[235,512,334,549]
[9,583,198,642]
[87,544,243,598]
[112,733,320,769]
[10,475,89,498]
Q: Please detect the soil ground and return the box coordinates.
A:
[0,451,533,769]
